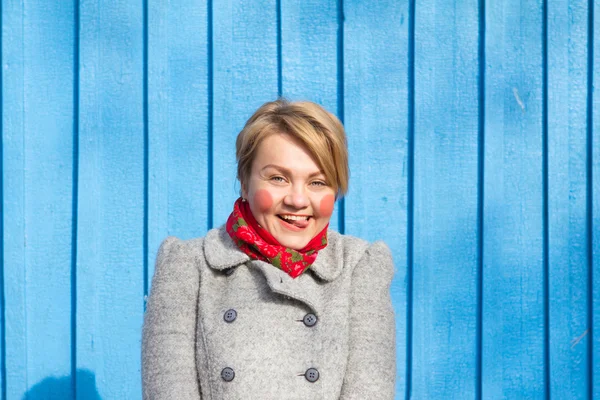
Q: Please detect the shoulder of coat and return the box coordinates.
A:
[328,231,393,273]
[328,230,369,253]
[326,230,369,269]
[158,235,205,262]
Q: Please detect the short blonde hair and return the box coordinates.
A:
[236,98,349,197]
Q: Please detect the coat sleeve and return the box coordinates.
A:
[339,241,396,400]
[142,237,202,400]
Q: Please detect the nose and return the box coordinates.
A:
[284,186,310,209]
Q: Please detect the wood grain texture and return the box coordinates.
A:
[547,0,590,398]
[2,1,75,398]
[482,0,546,398]
[592,1,599,397]
[412,1,480,398]
[77,0,145,398]
[280,0,341,230]
[342,1,409,397]
[212,0,278,226]
[2,1,27,397]
[147,0,210,287]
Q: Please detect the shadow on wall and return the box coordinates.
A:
[22,369,101,400]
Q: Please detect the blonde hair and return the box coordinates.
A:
[236,98,349,197]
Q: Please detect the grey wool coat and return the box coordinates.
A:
[142,225,396,400]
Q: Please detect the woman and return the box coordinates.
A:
[142,99,396,399]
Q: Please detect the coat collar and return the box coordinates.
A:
[204,225,344,282]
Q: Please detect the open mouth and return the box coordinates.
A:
[277,214,311,229]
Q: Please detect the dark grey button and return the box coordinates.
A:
[224,309,237,323]
[221,367,235,382]
[305,368,319,383]
[223,267,235,276]
[303,313,317,327]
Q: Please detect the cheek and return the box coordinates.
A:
[318,194,335,217]
[253,189,274,212]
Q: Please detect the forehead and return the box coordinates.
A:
[252,133,323,174]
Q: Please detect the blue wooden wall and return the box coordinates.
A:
[1,0,599,399]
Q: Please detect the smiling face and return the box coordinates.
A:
[241,133,336,250]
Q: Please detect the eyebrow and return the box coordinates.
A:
[260,164,325,178]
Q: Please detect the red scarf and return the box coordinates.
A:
[226,198,328,278]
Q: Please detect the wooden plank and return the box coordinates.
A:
[147,0,210,287]
[411,1,480,398]
[212,0,278,226]
[547,0,590,398]
[2,2,27,397]
[482,0,546,398]
[77,0,145,398]
[280,0,341,231]
[592,0,600,397]
[3,1,75,398]
[342,1,409,397]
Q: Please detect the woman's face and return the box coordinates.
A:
[242,133,336,250]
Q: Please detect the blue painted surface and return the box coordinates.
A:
[147,0,211,288]
[76,1,145,398]
[3,1,76,398]
[1,1,599,399]
[343,0,409,395]
[413,1,480,398]
[3,1,28,397]
[547,0,590,398]
[22,369,100,400]
[483,1,546,398]
[592,2,599,399]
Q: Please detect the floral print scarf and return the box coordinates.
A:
[226,197,328,278]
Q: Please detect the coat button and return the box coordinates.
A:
[305,368,319,383]
[223,309,237,323]
[221,367,235,382]
[303,313,317,327]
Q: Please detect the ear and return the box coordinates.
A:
[240,181,248,200]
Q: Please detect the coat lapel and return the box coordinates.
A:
[204,225,249,269]
[204,226,345,316]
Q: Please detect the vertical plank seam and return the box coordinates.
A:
[336,0,345,234]
[207,0,214,230]
[476,0,485,398]
[0,0,6,395]
[542,0,550,399]
[405,0,416,398]
[71,0,81,396]
[142,0,149,306]
[586,0,594,398]
[276,0,282,97]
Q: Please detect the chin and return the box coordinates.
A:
[276,236,310,250]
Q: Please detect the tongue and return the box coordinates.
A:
[290,218,309,228]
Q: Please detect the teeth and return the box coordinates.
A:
[280,215,310,221]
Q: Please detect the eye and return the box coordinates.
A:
[310,180,328,187]
[270,176,286,183]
